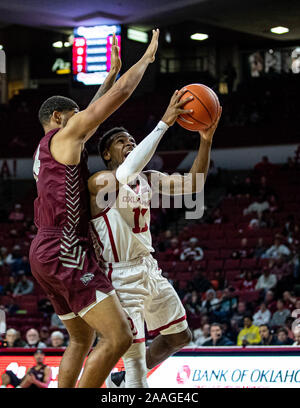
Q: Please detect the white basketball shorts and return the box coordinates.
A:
[104,254,187,342]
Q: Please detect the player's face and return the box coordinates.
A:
[107,133,136,167]
[34,352,44,364]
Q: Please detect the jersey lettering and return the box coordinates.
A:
[132,208,148,233]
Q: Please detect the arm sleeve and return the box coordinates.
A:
[116,121,169,185]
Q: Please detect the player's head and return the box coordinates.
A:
[98,127,136,169]
[38,96,79,130]
[34,349,45,364]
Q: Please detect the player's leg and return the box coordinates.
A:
[57,316,95,388]
[146,328,192,369]
[144,258,192,369]
[77,292,133,388]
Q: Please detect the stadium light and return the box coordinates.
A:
[190,33,209,41]
[64,42,71,47]
[0,45,3,50]
[52,41,63,48]
[270,26,289,34]
[127,28,148,43]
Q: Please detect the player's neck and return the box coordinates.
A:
[44,124,62,134]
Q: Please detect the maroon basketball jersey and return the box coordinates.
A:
[33,128,90,238]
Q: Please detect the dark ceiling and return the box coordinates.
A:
[0,0,299,43]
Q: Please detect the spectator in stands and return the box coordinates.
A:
[201,323,234,346]
[201,289,220,314]
[8,203,25,222]
[231,238,254,260]
[292,328,300,346]
[163,237,181,261]
[258,324,280,345]
[270,299,291,329]
[194,322,211,346]
[210,269,226,291]
[157,229,173,252]
[38,298,54,316]
[0,246,8,266]
[238,176,257,197]
[184,290,202,316]
[13,273,34,297]
[282,291,297,311]
[268,194,279,213]
[24,328,47,348]
[25,224,37,241]
[3,276,17,295]
[231,301,247,329]
[180,237,204,261]
[50,313,65,330]
[264,290,277,314]
[50,331,67,348]
[243,195,270,217]
[276,327,294,345]
[253,302,271,326]
[258,209,277,229]
[262,235,291,260]
[254,156,275,177]
[192,268,212,293]
[39,327,51,347]
[208,207,227,224]
[238,270,257,291]
[255,266,277,293]
[5,328,26,347]
[237,314,261,346]
[5,245,22,267]
[253,238,266,259]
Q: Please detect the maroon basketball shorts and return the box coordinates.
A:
[29,229,114,319]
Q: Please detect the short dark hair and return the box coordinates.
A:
[38,95,79,126]
[277,327,288,335]
[210,322,223,330]
[98,127,129,166]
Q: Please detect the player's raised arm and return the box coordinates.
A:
[83,34,122,142]
[150,106,222,196]
[62,29,159,140]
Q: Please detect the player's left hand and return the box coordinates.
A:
[199,106,222,142]
[110,33,121,74]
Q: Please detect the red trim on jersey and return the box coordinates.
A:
[133,338,145,343]
[103,214,119,262]
[147,315,187,336]
[108,263,113,282]
[91,206,110,219]
[91,190,119,220]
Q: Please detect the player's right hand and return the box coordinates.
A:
[161,89,194,127]
[144,29,160,63]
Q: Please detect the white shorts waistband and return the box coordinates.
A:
[104,254,154,269]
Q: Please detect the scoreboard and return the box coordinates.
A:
[72,24,121,85]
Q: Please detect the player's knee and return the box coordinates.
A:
[165,328,192,350]
[114,327,133,355]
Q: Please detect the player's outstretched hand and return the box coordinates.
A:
[110,33,122,74]
[161,88,194,127]
[144,29,160,63]
[199,106,222,143]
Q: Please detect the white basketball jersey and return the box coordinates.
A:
[90,175,154,263]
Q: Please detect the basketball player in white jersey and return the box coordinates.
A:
[88,90,222,387]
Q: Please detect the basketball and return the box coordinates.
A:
[176,83,220,131]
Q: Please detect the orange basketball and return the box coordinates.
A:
[176,83,220,131]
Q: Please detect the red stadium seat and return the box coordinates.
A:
[224,259,240,270]
[203,250,219,260]
[219,249,233,259]
[240,258,258,270]
[207,260,223,271]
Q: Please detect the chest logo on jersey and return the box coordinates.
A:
[80,273,95,286]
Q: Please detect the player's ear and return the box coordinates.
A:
[52,110,62,125]
[103,149,111,161]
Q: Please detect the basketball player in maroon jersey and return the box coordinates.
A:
[29,30,159,388]
[88,91,222,387]
[19,349,51,389]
